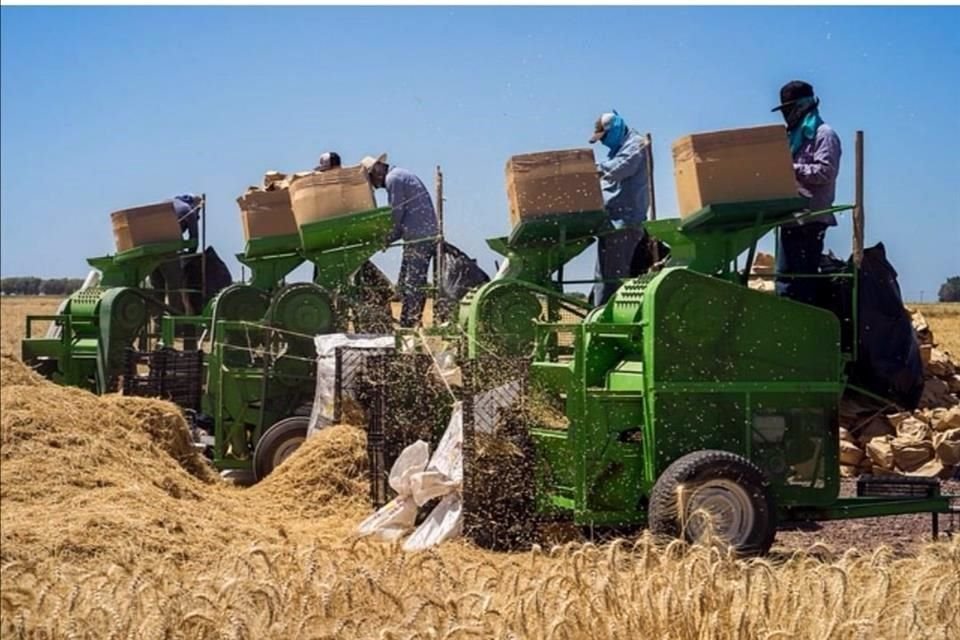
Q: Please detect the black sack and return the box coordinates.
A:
[846,243,924,409]
[436,242,490,323]
[352,261,395,333]
[183,246,233,314]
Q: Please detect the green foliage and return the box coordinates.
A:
[938,276,960,303]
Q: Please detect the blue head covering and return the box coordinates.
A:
[601,110,627,154]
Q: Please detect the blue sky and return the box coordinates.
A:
[1,6,958,300]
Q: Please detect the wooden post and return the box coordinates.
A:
[853,131,865,268]
[200,193,207,303]
[434,166,445,302]
[645,133,659,264]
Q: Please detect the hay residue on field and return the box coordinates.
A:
[249,423,370,519]
[2,304,960,639]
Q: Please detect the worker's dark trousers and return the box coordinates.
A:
[775,222,827,306]
[150,259,189,315]
[593,226,649,306]
[399,240,435,328]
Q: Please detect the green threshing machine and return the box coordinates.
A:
[194,207,395,480]
[21,237,200,394]
[23,203,396,481]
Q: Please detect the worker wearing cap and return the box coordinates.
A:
[771,80,842,305]
[589,110,652,305]
[361,154,439,327]
[315,151,342,172]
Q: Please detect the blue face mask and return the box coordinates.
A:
[787,98,823,155]
[601,111,627,152]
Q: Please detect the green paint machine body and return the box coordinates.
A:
[201,207,395,475]
[524,199,951,546]
[21,239,197,393]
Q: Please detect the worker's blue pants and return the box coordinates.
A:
[593,226,647,306]
[399,240,435,328]
[776,222,827,305]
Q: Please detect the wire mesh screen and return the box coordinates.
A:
[364,352,455,507]
[461,355,535,550]
[333,346,396,424]
[121,347,204,411]
[359,348,538,549]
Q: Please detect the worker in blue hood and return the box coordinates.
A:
[589,110,652,305]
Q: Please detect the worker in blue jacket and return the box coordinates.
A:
[589,110,652,305]
[361,154,439,327]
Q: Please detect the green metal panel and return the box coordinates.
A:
[644,201,853,279]
[506,210,607,247]
[640,268,843,501]
[298,207,394,293]
[237,233,305,291]
[89,239,197,288]
[788,496,952,520]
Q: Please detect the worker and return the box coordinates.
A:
[172,193,202,241]
[315,151,342,172]
[360,154,439,328]
[588,110,652,306]
[150,194,203,316]
[771,80,842,305]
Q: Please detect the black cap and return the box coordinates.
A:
[772,80,815,112]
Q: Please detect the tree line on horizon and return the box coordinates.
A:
[1,277,86,296]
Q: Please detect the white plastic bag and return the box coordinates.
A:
[403,493,463,551]
[405,404,465,549]
[307,333,394,435]
[358,405,469,550]
[357,440,430,539]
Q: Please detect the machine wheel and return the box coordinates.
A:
[253,416,309,481]
[648,450,776,555]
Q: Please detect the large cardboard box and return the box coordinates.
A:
[236,189,299,241]
[672,124,798,218]
[288,166,376,226]
[505,148,603,228]
[110,202,181,253]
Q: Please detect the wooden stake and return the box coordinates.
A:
[645,133,660,264]
[853,131,865,268]
[434,166,445,299]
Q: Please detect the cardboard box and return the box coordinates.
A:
[505,148,603,228]
[110,202,181,253]
[672,124,798,218]
[288,166,376,225]
[263,170,288,190]
[236,189,299,241]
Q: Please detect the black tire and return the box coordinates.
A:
[253,417,309,482]
[648,450,777,555]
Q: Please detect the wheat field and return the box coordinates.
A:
[2,296,959,639]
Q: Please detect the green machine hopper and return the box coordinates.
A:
[458,210,609,359]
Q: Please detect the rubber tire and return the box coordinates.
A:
[253,417,309,482]
[648,450,777,555]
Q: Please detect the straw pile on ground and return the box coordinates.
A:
[838,309,960,479]
[0,362,367,570]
